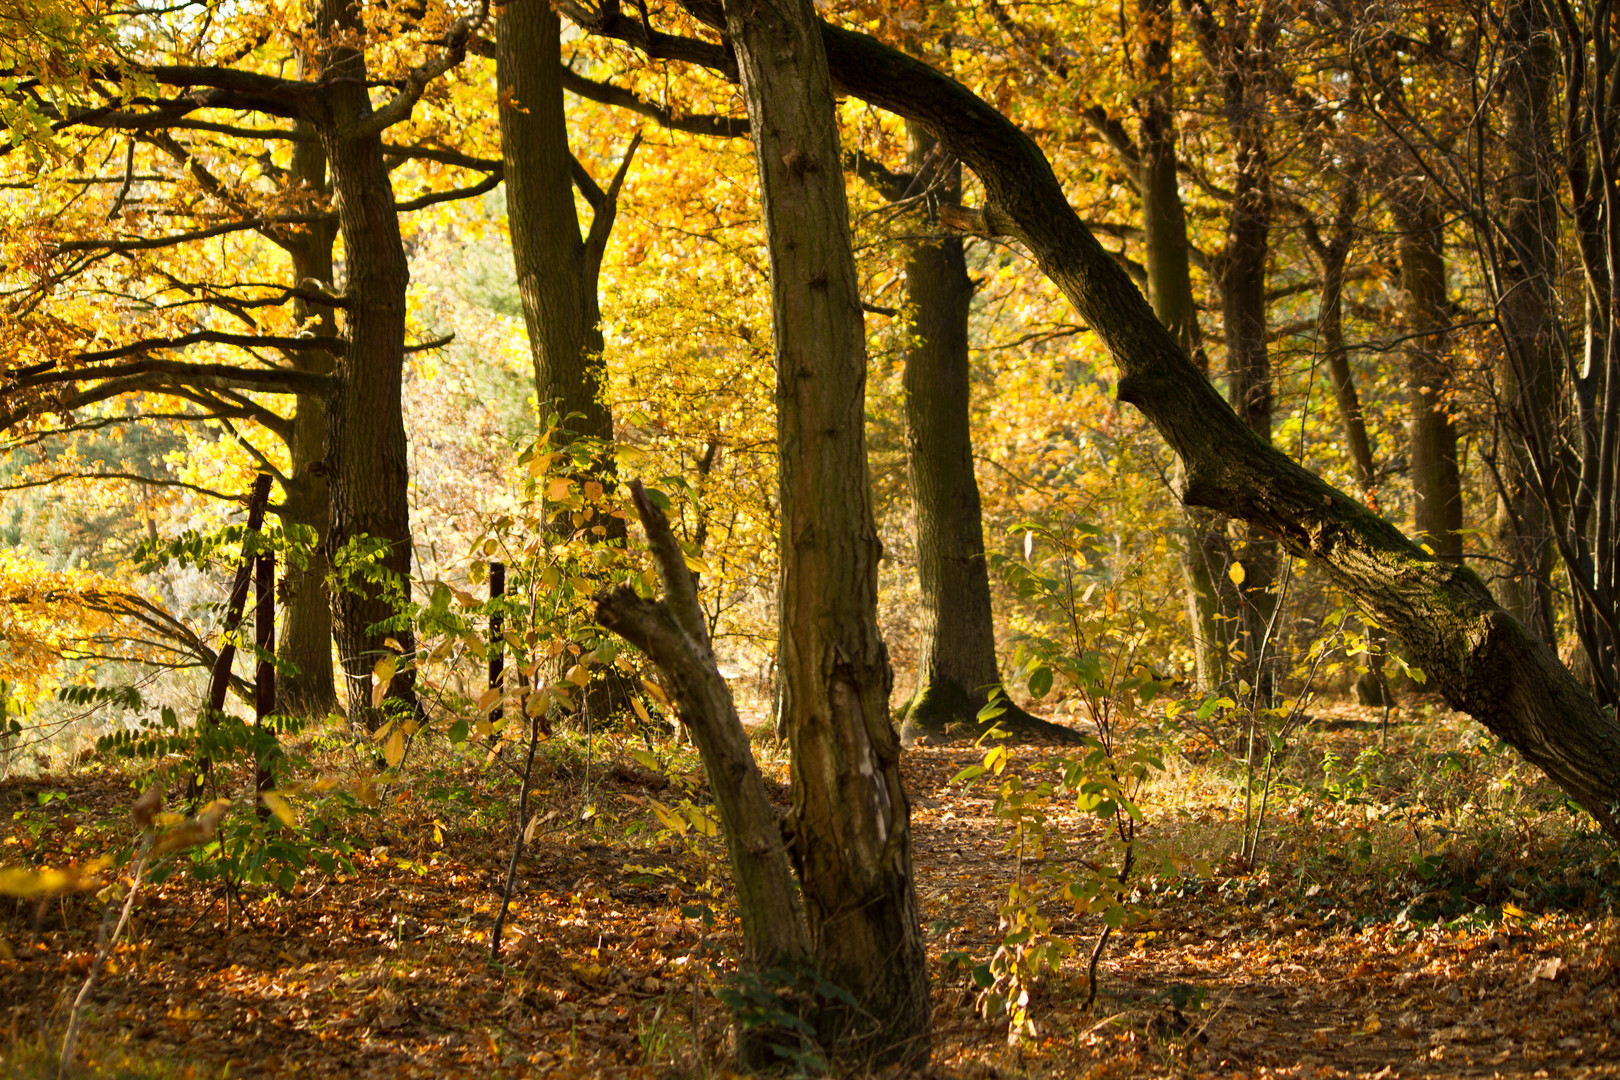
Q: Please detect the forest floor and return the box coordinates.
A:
[2,698,1619,1079]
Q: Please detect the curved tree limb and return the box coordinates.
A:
[581,2,1620,837]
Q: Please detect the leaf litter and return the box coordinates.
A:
[3,708,1619,1079]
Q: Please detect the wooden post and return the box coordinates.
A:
[489,562,505,724]
[188,473,274,804]
[255,550,276,799]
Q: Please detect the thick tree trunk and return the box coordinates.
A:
[1393,191,1464,563]
[277,123,339,718]
[776,19,1620,838]
[497,1,615,446]
[1137,0,1226,692]
[497,1,637,724]
[718,0,929,1061]
[1491,0,1558,642]
[311,0,418,726]
[897,122,1076,746]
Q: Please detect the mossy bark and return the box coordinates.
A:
[894,122,1079,748]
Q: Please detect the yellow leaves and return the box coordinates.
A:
[383,728,406,769]
[0,865,78,897]
[1229,561,1247,587]
[641,679,671,709]
[0,548,151,709]
[371,656,398,709]
[639,797,717,838]
[261,793,297,829]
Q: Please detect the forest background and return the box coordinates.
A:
[4,0,1620,1076]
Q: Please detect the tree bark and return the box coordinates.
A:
[310,0,419,727]
[597,484,812,1068]
[1137,0,1226,692]
[1183,0,1281,700]
[896,121,1077,746]
[1392,189,1464,563]
[718,0,929,1061]
[1490,0,1558,642]
[277,117,339,718]
[497,0,618,447]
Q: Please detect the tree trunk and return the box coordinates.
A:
[497,0,615,446]
[1313,182,1378,501]
[1392,190,1464,563]
[1491,0,1558,642]
[497,0,638,723]
[897,121,1076,746]
[719,0,930,1061]
[277,120,339,719]
[1306,181,1388,707]
[597,485,812,1068]
[1137,0,1226,692]
[785,18,1620,838]
[311,0,418,727]
[1217,60,1280,701]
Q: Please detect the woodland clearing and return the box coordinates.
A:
[3,699,1618,1080]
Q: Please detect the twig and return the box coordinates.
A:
[489,713,543,963]
[59,840,150,1079]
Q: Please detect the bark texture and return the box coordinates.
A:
[896,122,1077,746]
[497,1,620,445]
[277,119,339,718]
[1184,0,1281,698]
[311,0,419,726]
[1137,0,1225,691]
[596,485,812,1068]
[1491,0,1558,642]
[719,0,930,1060]
[1392,190,1464,563]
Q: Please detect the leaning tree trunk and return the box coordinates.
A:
[767,18,1620,838]
[719,0,930,1062]
[311,0,418,727]
[277,120,339,718]
[597,486,813,1068]
[898,121,1076,746]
